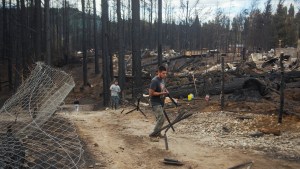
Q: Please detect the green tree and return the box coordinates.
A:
[262,0,275,49]
[248,9,263,51]
[286,4,297,46]
[274,0,288,47]
[190,15,201,50]
[296,11,300,39]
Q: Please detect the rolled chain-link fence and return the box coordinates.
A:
[0,62,85,168]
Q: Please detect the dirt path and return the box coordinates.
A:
[65,108,300,169]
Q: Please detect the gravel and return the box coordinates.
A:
[175,111,300,160]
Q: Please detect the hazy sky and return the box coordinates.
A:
[71,0,299,22]
[170,0,298,21]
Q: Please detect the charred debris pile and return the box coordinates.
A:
[120,48,300,115]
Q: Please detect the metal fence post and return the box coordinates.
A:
[279,53,284,123]
[221,56,225,110]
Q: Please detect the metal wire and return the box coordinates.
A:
[0,62,85,169]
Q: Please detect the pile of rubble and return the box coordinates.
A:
[175,111,300,160]
[113,47,300,112]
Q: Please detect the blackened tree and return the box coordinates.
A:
[117,0,125,97]
[132,0,142,96]
[102,0,111,106]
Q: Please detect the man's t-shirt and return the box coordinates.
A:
[149,76,165,106]
[110,84,121,96]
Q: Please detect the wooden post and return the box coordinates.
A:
[221,56,224,110]
[192,73,198,96]
[242,47,246,61]
[278,53,284,123]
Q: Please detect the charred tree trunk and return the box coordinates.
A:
[7,0,12,90]
[82,0,88,86]
[132,0,142,96]
[45,0,51,65]
[63,0,70,64]
[1,0,7,91]
[66,3,70,64]
[102,0,111,106]
[34,0,41,62]
[126,0,132,50]
[157,0,162,66]
[221,57,225,110]
[117,0,125,98]
[1,0,4,90]
[87,2,92,50]
[185,0,189,49]
[14,0,21,89]
[93,0,100,74]
[20,0,28,75]
[279,54,284,123]
[149,0,153,49]
[141,0,146,49]
[2,0,6,62]
[108,21,113,81]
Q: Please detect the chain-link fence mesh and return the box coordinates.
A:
[0,62,85,168]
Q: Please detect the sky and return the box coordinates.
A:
[70,0,299,23]
[170,0,298,21]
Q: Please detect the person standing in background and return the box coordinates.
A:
[110,80,121,110]
[74,96,80,112]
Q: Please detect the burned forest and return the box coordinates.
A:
[1,0,300,169]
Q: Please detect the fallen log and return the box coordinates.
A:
[268,71,300,82]
[286,81,300,88]
[168,70,300,98]
[208,78,269,96]
[168,78,269,98]
[175,58,196,71]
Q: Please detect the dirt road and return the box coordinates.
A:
[65,107,300,169]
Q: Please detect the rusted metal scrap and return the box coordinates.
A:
[163,110,175,132]
[162,93,179,132]
[228,161,253,169]
[162,158,184,166]
[149,111,192,137]
[125,98,147,118]
[164,133,169,150]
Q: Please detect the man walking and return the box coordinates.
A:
[149,65,168,140]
